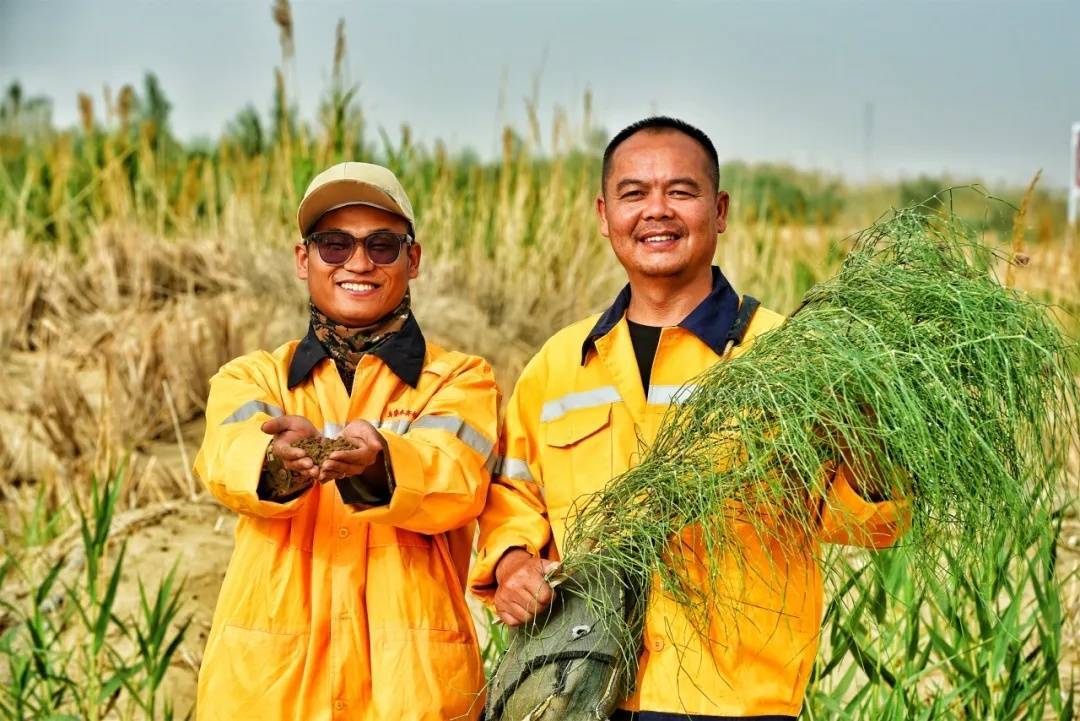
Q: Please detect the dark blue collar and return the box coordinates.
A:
[580,266,740,365]
[289,313,426,389]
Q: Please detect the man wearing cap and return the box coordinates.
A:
[194,162,497,720]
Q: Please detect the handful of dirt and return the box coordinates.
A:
[263,436,357,498]
[295,436,356,465]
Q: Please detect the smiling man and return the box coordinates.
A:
[470,117,904,719]
[194,162,497,721]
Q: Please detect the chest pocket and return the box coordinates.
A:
[541,402,614,511]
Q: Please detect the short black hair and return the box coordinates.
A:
[601,116,719,193]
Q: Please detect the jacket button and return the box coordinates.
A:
[334,700,345,711]
[338,527,349,539]
[651,637,665,652]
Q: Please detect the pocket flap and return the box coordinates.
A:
[543,403,612,448]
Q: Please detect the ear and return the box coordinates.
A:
[596,194,610,238]
[295,242,310,280]
[406,242,422,280]
[715,190,730,234]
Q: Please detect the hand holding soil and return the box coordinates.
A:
[260,415,322,497]
[261,415,320,475]
[317,420,386,482]
[259,416,383,493]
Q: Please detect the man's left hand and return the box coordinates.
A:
[319,420,386,482]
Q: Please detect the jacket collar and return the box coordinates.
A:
[581,266,740,365]
[289,313,426,389]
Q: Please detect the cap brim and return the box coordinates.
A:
[296,179,409,236]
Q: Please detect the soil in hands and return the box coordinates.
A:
[263,436,357,497]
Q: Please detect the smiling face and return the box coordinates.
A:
[295,204,421,327]
[597,129,728,285]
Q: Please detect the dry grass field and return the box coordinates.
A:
[0,211,1075,718]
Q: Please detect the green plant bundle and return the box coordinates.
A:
[556,206,1079,672]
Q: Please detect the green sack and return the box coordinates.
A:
[485,565,642,721]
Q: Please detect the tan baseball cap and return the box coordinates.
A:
[296,161,415,236]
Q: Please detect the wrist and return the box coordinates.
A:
[495,547,532,584]
[258,442,312,502]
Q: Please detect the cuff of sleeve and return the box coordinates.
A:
[469,536,543,605]
[201,427,309,518]
[258,445,315,502]
[340,431,424,523]
[824,465,910,547]
[335,449,394,506]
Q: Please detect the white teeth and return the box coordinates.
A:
[340,282,376,292]
[643,234,677,243]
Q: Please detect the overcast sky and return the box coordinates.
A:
[3,0,1078,188]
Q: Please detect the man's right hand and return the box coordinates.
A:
[493,548,560,626]
[261,415,320,481]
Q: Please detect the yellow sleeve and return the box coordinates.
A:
[193,355,311,519]
[344,354,500,535]
[818,462,911,548]
[468,353,554,605]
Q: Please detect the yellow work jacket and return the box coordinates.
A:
[194,315,497,721]
[470,269,905,718]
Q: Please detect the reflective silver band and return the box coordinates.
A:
[500,457,535,483]
[220,400,285,425]
[540,385,623,423]
[220,399,346,438]
[410,415,496,464]
[646,384,697,406]
[379,418,412,436]
[372,414,496,467]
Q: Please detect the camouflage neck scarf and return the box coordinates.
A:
[310,290,411,391]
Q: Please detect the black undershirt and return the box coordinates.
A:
[626,319,663,393]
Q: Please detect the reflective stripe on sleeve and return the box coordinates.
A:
[379,418,412,436]
[220,400,285,425]
[405,415,497,465]
[540,386,623,423]
[499,457,535,484]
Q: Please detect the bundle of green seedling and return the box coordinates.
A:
[486,207,1080,721]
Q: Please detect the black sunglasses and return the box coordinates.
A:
[305,230,414,266]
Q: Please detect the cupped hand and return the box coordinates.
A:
[318,420,386,482]
[261,415,320,481]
